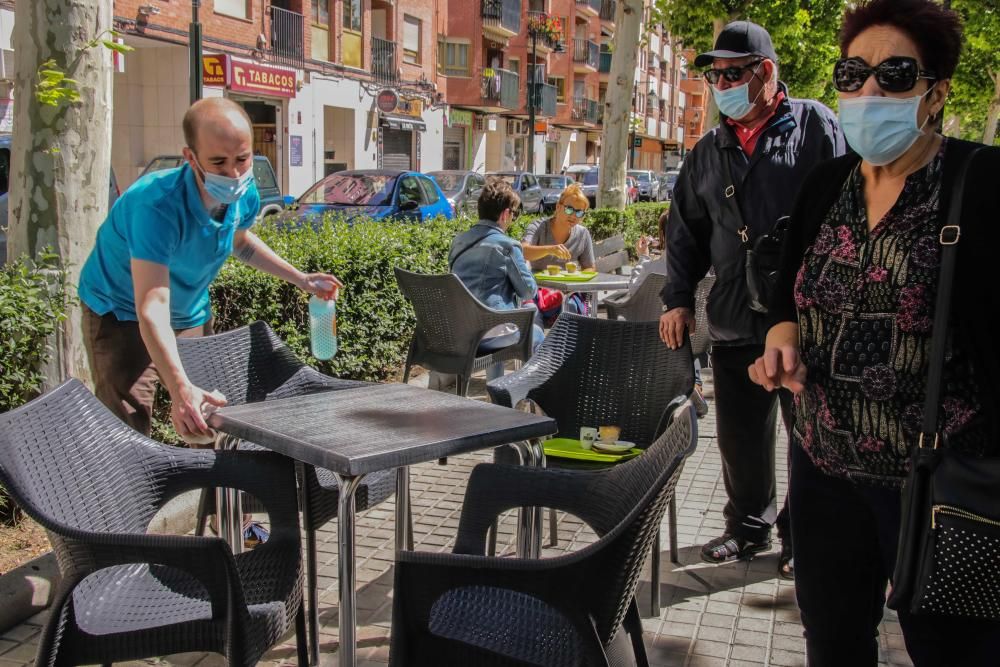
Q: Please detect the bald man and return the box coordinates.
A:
[79,97,341,442]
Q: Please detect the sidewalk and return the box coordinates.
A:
[0,370,914,666]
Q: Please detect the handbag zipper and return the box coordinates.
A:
[931,505,1000,530]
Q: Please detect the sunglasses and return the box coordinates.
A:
[563,206,587,218]
[833,56,936,93]
[704,59,762,85]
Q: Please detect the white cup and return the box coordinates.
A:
[579,426,598,450]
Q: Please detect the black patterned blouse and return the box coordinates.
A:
[792,140,991,487]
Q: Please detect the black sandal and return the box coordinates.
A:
[778,540,794,579]
[700,533,771,564]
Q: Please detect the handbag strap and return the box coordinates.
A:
[919,146,985,447]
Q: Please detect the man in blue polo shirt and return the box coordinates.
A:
[79,97,340,442]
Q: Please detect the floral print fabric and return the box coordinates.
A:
[793,140,991,487]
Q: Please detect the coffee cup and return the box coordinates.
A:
[546,265,561,276]
[565,261,578,274]
[579,427,598,450]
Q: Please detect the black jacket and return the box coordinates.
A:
[770,138,1000,445]
[663,87,845,347]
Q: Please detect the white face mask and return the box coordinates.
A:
[838,88,934,166]
[193,156,255,204]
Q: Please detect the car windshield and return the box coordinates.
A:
[253,159,277,190]
[430,173,463,194]
[629,171,651,182]
[537,176,567,189]
[582,170,599,186]
[299,173,398,206]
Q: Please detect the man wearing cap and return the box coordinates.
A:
[659,21,845,578]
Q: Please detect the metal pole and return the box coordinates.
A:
[189,0,203,104]
[527,32,536,174]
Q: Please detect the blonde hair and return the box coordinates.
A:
[557,182,590,211]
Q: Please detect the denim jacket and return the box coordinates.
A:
[449,220,537,310]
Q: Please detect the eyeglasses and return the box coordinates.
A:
[563,206,586,218]
[704,60,762,85]
[833,56,936,93]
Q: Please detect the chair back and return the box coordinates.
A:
[691,273,715,357]
[490,314,693,446]
[609,272,668,322]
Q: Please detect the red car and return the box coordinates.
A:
[625,176,639,205]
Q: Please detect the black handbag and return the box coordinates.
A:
[721,152,788,314]
[886,146,1000,620]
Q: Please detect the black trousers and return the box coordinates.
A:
[790,442,1000,666]
[710,344,793,543]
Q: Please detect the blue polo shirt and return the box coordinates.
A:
[78,164,260,329]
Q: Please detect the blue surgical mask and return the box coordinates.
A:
[711,64,764,120]
[194,157,255,204]
[838,92,932,166]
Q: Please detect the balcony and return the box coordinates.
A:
[482,67,520,110]
[600,0,616,23]
[599,50,611,73]
[371,36,397,84]
[571,96,601,125]
[573,39,599,72]
[526,12,562,53]
[268,6,304,69]
[530,82,557,117]
[680,76,706,96]
[482,0,521,40]
[576,0,601,16]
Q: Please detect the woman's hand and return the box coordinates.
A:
[548,244,571,260]
[748,346,807,394]
[300,272,343,300]
[636,236,653,257]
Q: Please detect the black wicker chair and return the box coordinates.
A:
[394,268,537,396]
[388,400,698,666]
[0,379,306,666]
[604,273,669,322]
[691,273,716,358]
[487,314,695,615]
[176,320,397,665]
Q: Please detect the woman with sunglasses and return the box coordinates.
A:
[521,182,596,316]
[750,0,1000,663]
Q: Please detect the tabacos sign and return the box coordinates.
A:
[203,54,297,98]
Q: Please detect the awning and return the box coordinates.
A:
[380,113,426,132]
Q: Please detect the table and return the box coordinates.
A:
[536,271,631,316]
[208,383,557,667]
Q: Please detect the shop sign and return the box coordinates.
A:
[546,127,561,142]
[230,59,296,98]
[448,108,473,127]
[290,135,303,167]
[376,89,398,113]
[202,54,229,87]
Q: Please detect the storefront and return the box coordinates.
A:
[375,89,426,171]
[443,108,473,170]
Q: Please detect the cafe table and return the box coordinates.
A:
[208,382,557,667]
[535,271,631,316]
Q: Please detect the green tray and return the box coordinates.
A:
[543,437,643,463]
[534,270,598,283]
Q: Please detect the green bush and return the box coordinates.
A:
[630,201,671,237]
[584,202,669,258]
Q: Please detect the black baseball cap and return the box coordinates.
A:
[694,21,778,68]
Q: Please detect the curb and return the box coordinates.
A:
[0,489,200,633]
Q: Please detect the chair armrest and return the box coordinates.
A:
[486,351,560,408]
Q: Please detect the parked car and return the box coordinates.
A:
[663,169,680,200]
[1,133,120,266]
[487,171,544,213]
[283,169,454,224]
[428,170,484,217]
[141,154,286,218]
[625,176,640,205]
[537,174,571,212]
[576,168,600,208]
[628,169,660,202]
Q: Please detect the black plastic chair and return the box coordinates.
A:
[691,273,716,358]
[394,267,537,396]
[0,379,306,666]
[487,314,695,615]
[176,321,397,665]
[388,400,698,666]
[604,273,669,322]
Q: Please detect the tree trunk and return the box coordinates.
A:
[597,0,643,209]
[703,18,726,130]
[983,70,1000,146]
[8,0,113,387]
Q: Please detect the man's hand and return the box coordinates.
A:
[659,307,694,350]
[171,384,227,443]
[301,272,344,300]
[748,346,807,394]
[548,244,572,260]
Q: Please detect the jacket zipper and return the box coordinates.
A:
[931,505,1000,530]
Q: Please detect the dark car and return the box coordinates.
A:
[141,154,285,218]
[1,133,119,265]
[487,171,544,213]
[663,169,680,200]
[628,169,661,201]
[284,169,454,224]
[537,175,570,212]
[567,167,599,208]
[428,170,485,217]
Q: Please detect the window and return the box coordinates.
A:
[311,0,329,26]
[403,15,421,64]
[437,38,469,76]
[215,0,248,19]
[398,176,426,205]
[548,76,565,102]
[418,177,440,204]
[343,0,361,31]
[508,57,520,77]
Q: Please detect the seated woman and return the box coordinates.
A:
[521,182,596,317]
[448,177,544,381]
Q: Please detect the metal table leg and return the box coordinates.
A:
[334,473,363,667]
[395,467,412,553]
[214,433,243,554]
[527,438,547,558]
